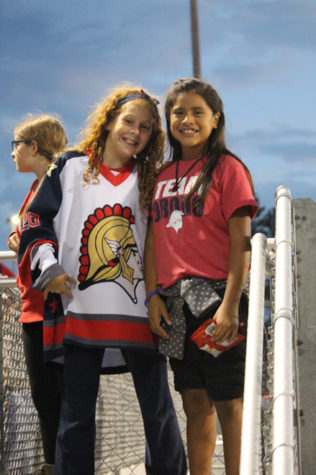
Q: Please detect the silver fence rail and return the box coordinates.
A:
[272,186,296,474]
[0,251,16,288]
[240,185,300,475]
[240,232,267,473]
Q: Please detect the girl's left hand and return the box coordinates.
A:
[148,294,171,339]
[43,273,76,300]
[211,302,239,344]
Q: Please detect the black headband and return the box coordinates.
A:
[115,90,159,118]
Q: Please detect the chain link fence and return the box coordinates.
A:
[1,287,44,473]
[1,283,299,474]
[0,286,226,474]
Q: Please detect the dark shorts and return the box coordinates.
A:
[169,291,248,402]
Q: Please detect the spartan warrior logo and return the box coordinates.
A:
[78,203,143,303]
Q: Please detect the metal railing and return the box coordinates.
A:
[272,186,296,474]
[240,232,267,473]
[0,251,17,288]
[240,186,299,474]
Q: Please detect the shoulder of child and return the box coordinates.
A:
[215,153,244,174]
[59,150,85,162]
[218,152,238,165]
[52,150,86,172]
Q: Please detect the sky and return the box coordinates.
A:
[1,0,316,251]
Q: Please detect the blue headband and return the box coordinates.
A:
[115,90,159,118]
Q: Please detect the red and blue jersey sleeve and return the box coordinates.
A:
[18,151,82,287]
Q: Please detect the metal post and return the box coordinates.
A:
[272,186,294,474]
[240,233,267,474]
[190,0,201,78]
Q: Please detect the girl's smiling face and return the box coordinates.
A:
[104,100,154,167]
[169,91,219,161]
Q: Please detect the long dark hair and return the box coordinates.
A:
[165,78,253,204]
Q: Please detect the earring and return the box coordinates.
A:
[133,154,138,160]
[145,156,150,162]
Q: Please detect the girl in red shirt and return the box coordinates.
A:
[145,78,257,475]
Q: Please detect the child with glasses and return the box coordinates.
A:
[8,114,68,475]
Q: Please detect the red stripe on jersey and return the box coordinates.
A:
[65,317,154,344]
[43,321,66,346]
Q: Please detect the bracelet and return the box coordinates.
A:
[145,289,158,307]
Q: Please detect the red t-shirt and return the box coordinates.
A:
[16,180,45,323]
[152,154,258,288]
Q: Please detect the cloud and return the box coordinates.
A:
[261,142,315,162]
[213,60,292,87]
[1,0,191,71]
[228,122,316,208]
[230,125,316,164]
[200,0,316,89]
[241,2,316,52]
[0,0,193,124]
[255,177,316,211]
[213,0,316,54]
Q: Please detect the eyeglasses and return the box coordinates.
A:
[11,140,31,151]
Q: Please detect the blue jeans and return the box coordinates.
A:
[55,346,187,474]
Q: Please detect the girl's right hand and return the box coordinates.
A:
[43,273,76,300]
[148,294,171,339]
[7,233,20,253]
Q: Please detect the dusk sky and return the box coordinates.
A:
[1,0,315,251]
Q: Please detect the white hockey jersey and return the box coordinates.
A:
[18,151,156,372]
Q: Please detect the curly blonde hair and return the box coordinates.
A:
[75,85,165,209]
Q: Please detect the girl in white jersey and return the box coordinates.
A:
[145,78,258,475]
[19,86,187,475]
